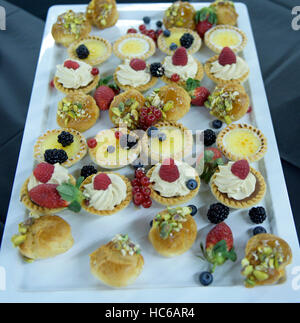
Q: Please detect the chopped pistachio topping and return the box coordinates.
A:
[57,99,90,126]
[62,10,86,36]
[97,3,113,25]
[11,218,35,248]
[111,98,140,129]
[112,234,141,256]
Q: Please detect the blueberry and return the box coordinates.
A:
[150,220,153,227]
[107,145,116,153]
[156,21,163,28]
[186,179,198,190]
[169,43,178,50]
[143,16,150,24]
[188,205,198,216]
[132,159,144,170]
[199,271,213,286]
[212,119,223,129]
[253,226,267,236]
[147,126,159,137]
[163,29,171,37]
[158,132,167,142]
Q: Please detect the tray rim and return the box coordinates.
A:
[0,2,299,303]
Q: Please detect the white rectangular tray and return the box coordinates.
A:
[0,3,299,303]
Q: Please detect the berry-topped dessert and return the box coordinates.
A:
[80,172,132,216]
[67,36,112,66]
[210,0,238,26]
[204,47,249,84]
[114,58,158,92]
[51,10,91,47]
[216,123,267,162]
[161,47,204,87]
[34,129,87,168]
[86,0,119,29]
[157,27,201,55]
[210,160,266,209]
[241,234,292,288]
[163,1,196,30]
[87,128,141,169]
[147,158,200,206]
[195,6,218,39]
[149,206,197,257]
[54,59,100,94]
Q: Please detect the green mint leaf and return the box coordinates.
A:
[68,200,82,213]
[76,176,85,188]
[186,78,201,92]
[98,75,113,86]
[57,183,77,202]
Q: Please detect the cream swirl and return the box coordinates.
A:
[83,174,127,211]
[116,59,151,87]
[55,59,94,89]
[28,163,70,191]
[210,57,249,80]
[163,54,198,81]
[213,162,256,200]
[150,161,197,198]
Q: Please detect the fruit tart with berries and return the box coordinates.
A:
[163,1,196,30]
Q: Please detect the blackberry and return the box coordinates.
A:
[180,33,194,49]
[120,135,138,150]
[204,129,216,146]
[76,44,90,59]
[249,207,267,224]
[207,203,229,224]
[253,226,267,236]
[150,63,165,77]
[80,165,98,179]
[44,149,68,165]
[57,131,74,147]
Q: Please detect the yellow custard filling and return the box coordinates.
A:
[164,31,184,47]
[119,38,149,56]
[210,30,241,48]
[82,40,107,59]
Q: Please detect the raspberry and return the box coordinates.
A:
[231,159,250,180]
[94,85,115,110]
[87,138,97,149]
[172,47,188,66]
[159,158,180,183]
[127,28,137,33]
[91,67,99,76]
[93,173,112,190]
[171,74,180,82]
[218,47,236,66]
[33,162,55,183]
[129,58,146,71]
[64,60,80,70]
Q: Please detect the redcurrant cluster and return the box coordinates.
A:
[138,106,163,131]
[127,25,162,45]
[131,168,152,208]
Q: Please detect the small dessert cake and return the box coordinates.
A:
[51,10,91,47]
[57,93,99,132]
[163,1,196,30]
[241,234,292,288]
[210,160,266,209]
[113,34,156,61]
[161,47,204,87]
[113,58,158,92]
[216,123,267,162]
[90,234,144,287]
[86,0,119,29]
[54,59,100,94]
[88,128,141,169]
[34,129,87,168]
[147,158,200,206]
[204,47,249,85]
[205,25,247,54]
[149,206,197,257]
[11,215,74,262]
[204,82,250,124]
[210,0,238,26]
[67,36,112,66]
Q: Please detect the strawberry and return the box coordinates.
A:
[218,47,236,66]
[195,7,217,39]
[200,222,237,273]
[33,162,55,183]
[29,184,69,209]
[93,173,112,190]
[172,47,188,66]
[94,85,115,111]
[231,159,250,180]
[196,20,213,39]
[130,58,147,71]
[63,60,80,70]
[159,158,180,183]
[185,78,210,106]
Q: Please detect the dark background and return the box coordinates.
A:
[0,0,299,243]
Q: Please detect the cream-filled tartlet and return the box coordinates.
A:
[80,172,132,216]
[210,160,266,209]
[54,59,100,94]
[147,158,200,206]
[114,58,157,92]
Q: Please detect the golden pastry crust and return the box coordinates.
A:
[141,121,194,164]
[204,54,250,85]
[146,166,200,207]
[54,74,100,95]
[112,34,156,61]
[244,234,292,288]
[20,175,76,216]
[57,93,100,132]
[90,241,144,287]
[163,1,196,30]
[210,1,238,26]
[67,36,112,66]
[80,172,132,216]
[149,211,197,257]
[216,123,268,162]
[161,59,204,88]
[18,215,74,260]
[33,128,87,168]
[204,25,247,54]
[89,0,119,29]
[210,167,266,209]
[51,10,91,47]
[157,27,201,55]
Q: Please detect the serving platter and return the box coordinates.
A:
[0,2,299,303]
